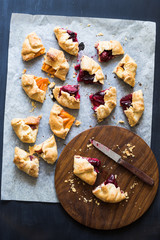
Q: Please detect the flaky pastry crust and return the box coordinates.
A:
[92,182,127,203]
[29,135,58,164]
[73,155,97,185]
[54,27,79,56]
[95,87,117,122]
[21,32,45,61]
[95,40,124,61]
[80,55,104,84]
[49,103,75,139]
[22,74,49,103]
[11,116,42,143]
[14,147,39,177]
[41,48,69,81]
[124,90,144,127]
[114,54,137,87]
[53,86,80,109]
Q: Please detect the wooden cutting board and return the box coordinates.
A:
[55,126,159,230]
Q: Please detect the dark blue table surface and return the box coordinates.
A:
[0,0,160,239]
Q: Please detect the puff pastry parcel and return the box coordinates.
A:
[14,147,39,177]
[21,32,45,61]
[95,40,124,62]
[90,87,117,122]
[22,74,50,103]
[49,103,75,139]
[92,175,127,203]
[54,27,79,56]
[77,55,104,84]
[120,90,144,127]
[29,135,58,164]
[53,84,80,109]
[42,48,69,81]
[11,115,42,143]
[73,155,101,185]
[114,54,137,87]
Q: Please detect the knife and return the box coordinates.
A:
[91,139,154,186]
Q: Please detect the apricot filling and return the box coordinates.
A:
[41,62,56,75]
[34,77,50,91]
[59,109,75,129]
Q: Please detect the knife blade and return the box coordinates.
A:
[91,139,154,186]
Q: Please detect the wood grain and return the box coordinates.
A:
[55,126,159,230]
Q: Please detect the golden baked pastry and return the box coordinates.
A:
[90,87,117,122]
[49,104,75,139]
[120,90,144,127]
[29,135,58,164]
[11,116,42,143]
[54,27,79,56]
[53,84,80,109]
[14,147,39,177]
[95,40,124,62]
[73,155,101,185]
[41,48,69,81]
[21,32,45,61]
[113,54,137,87]
[77,55,104,84]
[92,175,127,203]
[22,74,50,103]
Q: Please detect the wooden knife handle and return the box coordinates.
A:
[118,158,154,186]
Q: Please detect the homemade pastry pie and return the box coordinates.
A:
[49,103,75,139]
[77,55,104,84]
[14,147,39,177]
[113,54,137,87]
[21,32,45,61]
[42,48,69,81]
[29,135,58,164]
[92,174,127,203]
[11,116,42,143]
[120,90,144,127]
[95,40,124,62]
[53,84,80,109]
[22,74,50,103]
[89,87,117,122]
[54,27,79,56]
[73,155,101,185]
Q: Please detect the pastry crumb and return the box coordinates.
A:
[118,120,125,124]
[87,143,92,148]
[22,69,26,74]
[96,32,104,36]
[73,75,76,78]
[130,182,138,189]
[49,82,56,89]
[75,120,81,126]
[30,101,37,112]
[87,24,91,27]
[125,37,128,41]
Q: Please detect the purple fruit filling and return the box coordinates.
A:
[89,90,105,110]
[28,124,37,130]
[99,50,114,62]
[67,30,78,42]
[77,70,95,84]
[29,155,34,161]
[104,174,118,188]
[60,85,80,100]
[74,64,80,71]
[35,148,43,154]
[87,157,101,173]
[120,93,132,111]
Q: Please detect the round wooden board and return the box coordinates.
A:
[55,126,159,230]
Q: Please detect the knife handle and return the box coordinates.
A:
[118,158,154,186]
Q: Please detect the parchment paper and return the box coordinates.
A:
[1,13,156,202]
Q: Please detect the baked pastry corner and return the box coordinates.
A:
[14,147,39,177]
[114,54,137,87]
[41,48,69,81]
[11,115,42,143]
[21,32,45,61]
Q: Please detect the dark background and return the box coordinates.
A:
[0,0,160,239]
